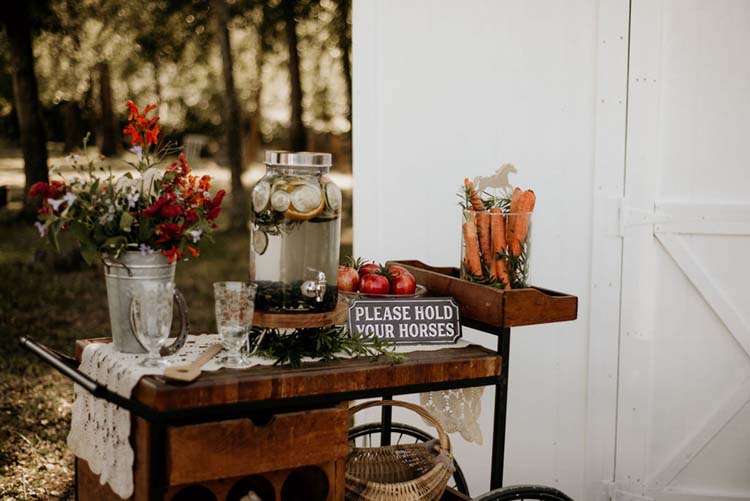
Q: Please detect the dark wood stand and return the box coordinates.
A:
[69,260,577,500]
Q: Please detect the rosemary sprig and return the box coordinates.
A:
[250,325,405,368]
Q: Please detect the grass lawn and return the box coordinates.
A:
[0,209,257,499]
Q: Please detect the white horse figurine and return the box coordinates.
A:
[473,163,517,194]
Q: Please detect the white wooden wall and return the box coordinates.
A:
[353,1,598,498]
[352,1,750,499]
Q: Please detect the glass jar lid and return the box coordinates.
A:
[264,151,332,168]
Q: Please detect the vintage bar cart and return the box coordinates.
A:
[21,260,577,500]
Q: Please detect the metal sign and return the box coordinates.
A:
[348,297,462,345]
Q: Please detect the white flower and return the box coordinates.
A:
[126,189,140,209]
[35,222,47,237]
[130,146,143,161]
[140,167,162,196]
[115,175,137,193]
[63,192,76,206]
[188,229,203,243]
[47,198,66,212]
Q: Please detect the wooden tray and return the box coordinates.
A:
[388,260,578,329]
[252,301,349,329]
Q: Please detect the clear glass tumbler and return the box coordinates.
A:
[130,281,175,368]
[213,281,258,368]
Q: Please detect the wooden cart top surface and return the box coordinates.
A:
[75,340,501,412]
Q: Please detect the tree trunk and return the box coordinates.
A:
[336,0,352,126]
[152,62,163,104]
[2,3,48,218]
[282,0,306,151]
[97,62,117,156]
[63,100,82,153]
[213,0,248,230]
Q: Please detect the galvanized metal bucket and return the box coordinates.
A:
[103,251,189,354]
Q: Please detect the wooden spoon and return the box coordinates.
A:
[164,344,223,382]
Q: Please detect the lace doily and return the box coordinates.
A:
[68,334,471,498]
[420,387,485,445]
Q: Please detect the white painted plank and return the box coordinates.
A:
[615,0,664,495]
[351,0,382,260]
[584,0,630,499]
[655,203,750,235]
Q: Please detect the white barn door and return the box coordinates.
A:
[613,1,750,500]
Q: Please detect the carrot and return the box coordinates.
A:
[464,178,484,211]
[509,189,536,256]
[462,220,483,277]
[490,208,510,288]
[477,211,492,272]
[506,187,522,243]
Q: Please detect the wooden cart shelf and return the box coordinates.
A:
[389,260,578,329]
[74,340,501,413]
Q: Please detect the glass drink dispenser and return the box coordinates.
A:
[250,151,342,312]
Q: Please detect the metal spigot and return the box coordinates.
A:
[301,270,327,302]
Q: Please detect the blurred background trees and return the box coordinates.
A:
[0,0,352,228]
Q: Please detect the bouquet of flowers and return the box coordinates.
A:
[29,101,225,264]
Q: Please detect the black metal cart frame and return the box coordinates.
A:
[19,321,512,500]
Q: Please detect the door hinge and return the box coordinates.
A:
[608,197,671,237]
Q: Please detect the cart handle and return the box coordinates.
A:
[18,336,157,421]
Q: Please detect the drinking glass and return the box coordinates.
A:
[130,281,175,368]
[213,281,258,368]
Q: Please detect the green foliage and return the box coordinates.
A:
[252,324,405,368]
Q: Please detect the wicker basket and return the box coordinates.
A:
[345,400,454,501]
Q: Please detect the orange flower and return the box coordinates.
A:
[144,124,160,146]
[185,245,200,258]
[126,101,139,120]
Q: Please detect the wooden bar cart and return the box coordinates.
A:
[20,261,577,501]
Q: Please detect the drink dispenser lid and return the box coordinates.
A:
[264,151,332,168]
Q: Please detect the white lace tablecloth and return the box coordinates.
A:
[67,334,474,498]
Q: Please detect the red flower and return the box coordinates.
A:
[159,203,185,218]
[123,123,142,145]
[185,245,200,258]
[123,101,160,147]
[186,209,198,223]
[154,222,184,245]
[162,246,182,264]
[126,101,139,120]
[142,193,174,216]
[29,182,50,199]
[204,189,225,221]
[144,124,160,146]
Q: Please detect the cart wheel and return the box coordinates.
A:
[472,485,574,501]
[348,421,470,497]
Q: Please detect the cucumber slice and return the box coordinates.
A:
[325,183,341,211]
[251,182,270,213]
[253,229,268,255]
[270,189,291,212]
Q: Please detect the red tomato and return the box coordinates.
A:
[390,272,417,295]
[359,274,390,294]
[358,262,381,277]
[389,264,410,276]
[337,265,359,292]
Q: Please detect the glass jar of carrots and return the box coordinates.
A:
[460,180,535,289]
